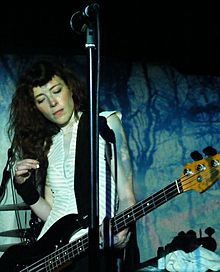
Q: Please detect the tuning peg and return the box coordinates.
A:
[205,227,215,237]
[203,146,217,156]
[190,151,203,161]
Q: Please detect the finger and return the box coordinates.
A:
[15,160,39,184]
[15,168,30,176]
[15,162,39,172]
[114,231,131,248]
[16,159,39,167]
[17,159,39,164]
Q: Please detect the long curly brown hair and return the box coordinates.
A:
[8,60,87,188]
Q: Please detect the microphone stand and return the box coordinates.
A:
[85,14,100,272]
[0,147,13,203]
[70,4,101,270]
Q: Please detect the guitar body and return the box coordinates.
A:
[0,214,82,272]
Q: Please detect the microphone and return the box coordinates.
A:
[70,3,100,34]
[83,3,99,18]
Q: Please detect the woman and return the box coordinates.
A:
[5,60,138,271]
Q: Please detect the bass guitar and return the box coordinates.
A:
[0,154,220,271]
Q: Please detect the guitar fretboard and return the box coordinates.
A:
[111,179,183,234]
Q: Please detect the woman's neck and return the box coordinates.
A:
[61,111,82,134]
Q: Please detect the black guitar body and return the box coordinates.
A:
[0,214,81,272]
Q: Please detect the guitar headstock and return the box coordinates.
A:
[181,153,220,193]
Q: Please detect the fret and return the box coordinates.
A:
[140,199,151,216]
[75,238,83,255]
[45,255,51,271]
[162,188,168,202]
[142,199,156,215]
[124,209,135,225]
[136,199,150,218]
[51,251,57,270]
[122,212,127,227]
[56,253,61,268]
[46,254,54,271]
[113,218,119,233]
[74,234,88,256]
[149,194,157,209]
[153,189,167,206]
[141,200,147,214]
[131,206,136,222]
[60,246,68,264]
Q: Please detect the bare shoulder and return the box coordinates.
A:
[106,112,122,129]
[106,112,128,145]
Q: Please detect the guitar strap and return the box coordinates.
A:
[74,111,90,218]
[74,111,115,220]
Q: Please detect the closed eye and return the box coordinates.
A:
[52,88,62,94]
[36,97,45,104]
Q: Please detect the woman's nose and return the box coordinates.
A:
[48,96,57,107]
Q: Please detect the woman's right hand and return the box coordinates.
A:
[15,159,39,184]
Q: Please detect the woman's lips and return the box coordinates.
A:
[53,109,63,117]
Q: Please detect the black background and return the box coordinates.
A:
[1,1,220,75]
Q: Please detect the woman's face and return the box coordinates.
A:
[33,75,74,127]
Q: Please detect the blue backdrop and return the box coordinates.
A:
[0,54,220,264]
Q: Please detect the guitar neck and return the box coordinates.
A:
[111,179,183,234]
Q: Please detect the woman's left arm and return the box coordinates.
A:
[106,113,136,248]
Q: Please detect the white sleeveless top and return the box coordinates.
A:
[38,111,121,241]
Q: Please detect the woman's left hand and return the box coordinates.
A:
[113,228,131,249]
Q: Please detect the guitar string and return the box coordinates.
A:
[112,169,210,231]
[19,165,219,271]
[112,166,219,233]
[45,234,89,271]
[19,233,89,272]
[112,179,185,233]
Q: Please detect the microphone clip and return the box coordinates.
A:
[70,3,100,34]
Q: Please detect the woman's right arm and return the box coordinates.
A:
[30,195,52,222]
[14,159,52,222]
